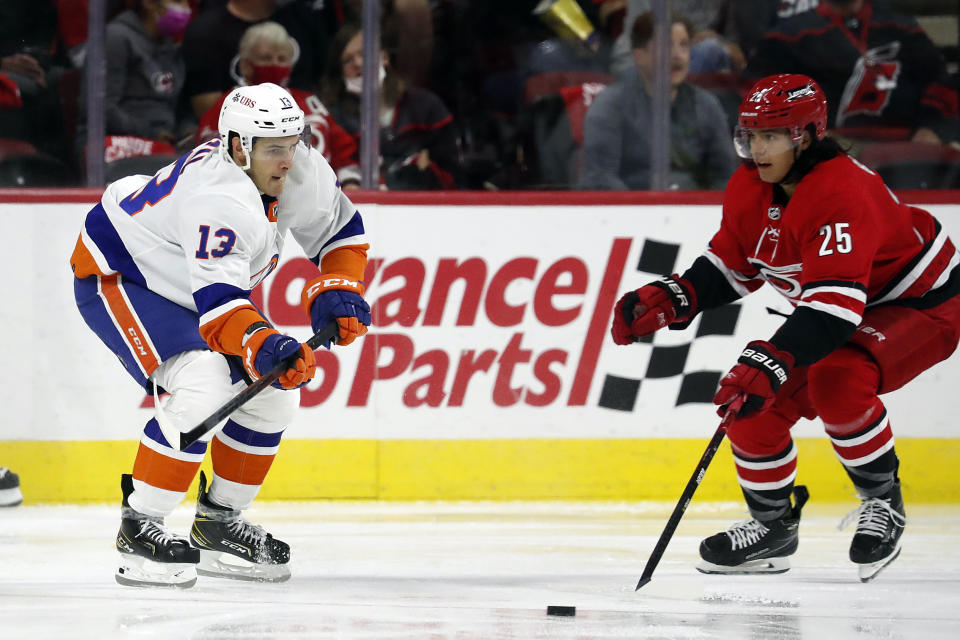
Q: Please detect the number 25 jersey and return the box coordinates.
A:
[706,154,959,331]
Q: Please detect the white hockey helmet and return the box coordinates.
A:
[218,82,305,169]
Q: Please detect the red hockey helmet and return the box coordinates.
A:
[735,74,828,158]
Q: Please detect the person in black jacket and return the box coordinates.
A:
[744,0,957,143]
[320,22,459,190]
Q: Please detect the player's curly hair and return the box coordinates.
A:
[781,127,849,185]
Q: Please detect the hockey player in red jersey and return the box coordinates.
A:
[612,74,960,582]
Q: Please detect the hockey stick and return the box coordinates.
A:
[635,399,742,590]
[178,320,341,451]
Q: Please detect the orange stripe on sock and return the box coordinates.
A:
[211,436,276,485]
[99,275,160,377]
[132,443,201,492]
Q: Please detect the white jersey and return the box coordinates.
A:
[73,139,367,337]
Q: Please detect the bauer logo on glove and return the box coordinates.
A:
[740,347,789,385]
[714,340,794,417]
[610,275,698,345]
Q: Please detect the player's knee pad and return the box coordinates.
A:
[808,347,880,428]
[232,384,299,433]
[150,350,238,435]
[726,406,796,458]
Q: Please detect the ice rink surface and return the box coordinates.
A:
[2,500,958,639]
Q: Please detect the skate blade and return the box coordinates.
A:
[696,557,791,575]
[116,553,198,588]
[0,487,23,507]
[197,550,291,583]
[858,544,902,583]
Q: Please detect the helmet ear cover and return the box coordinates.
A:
[218,82,305,170]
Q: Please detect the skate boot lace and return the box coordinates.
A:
[725,519,770,550]
[226,519,268,548]
[138,519,185,546]
[838,497,906,536]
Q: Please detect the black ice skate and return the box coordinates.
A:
[697,485,809,575]
[840,480,906,583]
[190,471,291,582]
[115,474,200,588]
[0,467,23,507]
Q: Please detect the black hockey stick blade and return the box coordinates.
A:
[635,402,740,591]
[178,320,341,451]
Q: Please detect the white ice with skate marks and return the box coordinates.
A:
[1,501,959,638]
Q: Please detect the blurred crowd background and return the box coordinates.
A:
[0,0,958,191]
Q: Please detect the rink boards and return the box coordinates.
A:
[1,191,959,503]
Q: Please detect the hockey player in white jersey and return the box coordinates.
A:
[71,83,371,588]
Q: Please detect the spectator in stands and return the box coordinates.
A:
[54,0,91,68]
[320,22,459,190]
[609,1,745,75]
[332,0,436,90]
[712,0,810,67]
[181,0,330,119]
[744,0,958,143]
[578,11,736,191]
[77,0,193,151]
[0,0,75,160]
[195,21,360,188]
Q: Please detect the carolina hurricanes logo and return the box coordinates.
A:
[837,42,902,126]
[748,258,803,299]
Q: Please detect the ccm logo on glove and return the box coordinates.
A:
[304,277,362,300]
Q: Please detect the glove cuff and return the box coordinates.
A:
[738,340,794,391]
[242,327,280,380]
[650,275,698,323]
[301,273,366,317]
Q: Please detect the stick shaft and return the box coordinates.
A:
[178,321,340,450]
[635,409,735,590]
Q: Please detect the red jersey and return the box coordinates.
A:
[708,155,958,329]
[197,87,360,185]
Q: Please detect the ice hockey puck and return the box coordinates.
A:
[546,605,576,616]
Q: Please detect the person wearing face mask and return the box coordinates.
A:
[320,22,459,190]
[76,0,194,169]
[181,0,333,122]
[578,11,737,190]
[195,22,360,188]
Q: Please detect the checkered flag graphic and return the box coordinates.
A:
[598,239,742,412]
